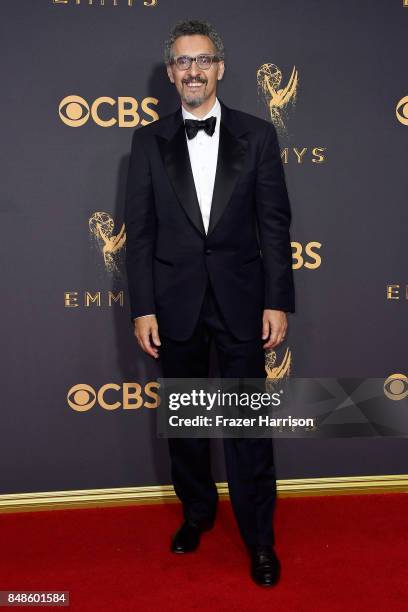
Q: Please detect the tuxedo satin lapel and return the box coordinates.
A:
[207,120,249,236]
[156,118,206,236]
[156,100,249,238]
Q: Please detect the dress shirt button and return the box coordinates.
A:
[205,248,212,255]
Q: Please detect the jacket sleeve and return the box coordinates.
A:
[124,130,157,322]
[255,123,295,313]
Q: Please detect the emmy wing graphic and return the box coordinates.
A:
[257,63,298,133]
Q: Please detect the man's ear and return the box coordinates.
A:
[218,62,225,80]
[166,65,174,83]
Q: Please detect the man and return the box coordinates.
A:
[124,19,295,587]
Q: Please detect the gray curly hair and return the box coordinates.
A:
[164,19,225,65]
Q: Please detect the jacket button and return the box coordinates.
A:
[205,248,212,255]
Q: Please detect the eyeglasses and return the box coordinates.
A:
[170,54,220,71]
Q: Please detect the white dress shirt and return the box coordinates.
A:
[136,97,221,320]
[181,96,221,234]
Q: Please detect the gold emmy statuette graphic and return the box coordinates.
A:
[89,212,126,275]
[265,348,291,394]
[383,373,408,401]
[265,348,292,380]
[256,64,298,133]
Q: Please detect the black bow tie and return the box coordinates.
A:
[184,116,217,140]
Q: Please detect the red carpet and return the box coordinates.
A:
[1,493,407,611]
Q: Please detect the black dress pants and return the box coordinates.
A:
[159,278,277,550]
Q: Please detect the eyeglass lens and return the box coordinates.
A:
[175,55,215,70]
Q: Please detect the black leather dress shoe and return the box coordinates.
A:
[170,520,209,553]
[250,545,281,587]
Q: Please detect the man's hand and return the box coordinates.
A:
[262,309,287,349]
[133,315,161,359]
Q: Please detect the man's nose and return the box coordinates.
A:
[188,60,201,77]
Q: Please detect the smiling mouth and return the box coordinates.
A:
[184,81,206,89]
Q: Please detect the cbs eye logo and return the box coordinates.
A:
[58,95,159,128]
[59,95,89,127]
[67,382,160,411]
[396,96,408,126]
[383,373,408,401]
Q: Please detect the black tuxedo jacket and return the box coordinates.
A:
[124,98,295,341]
